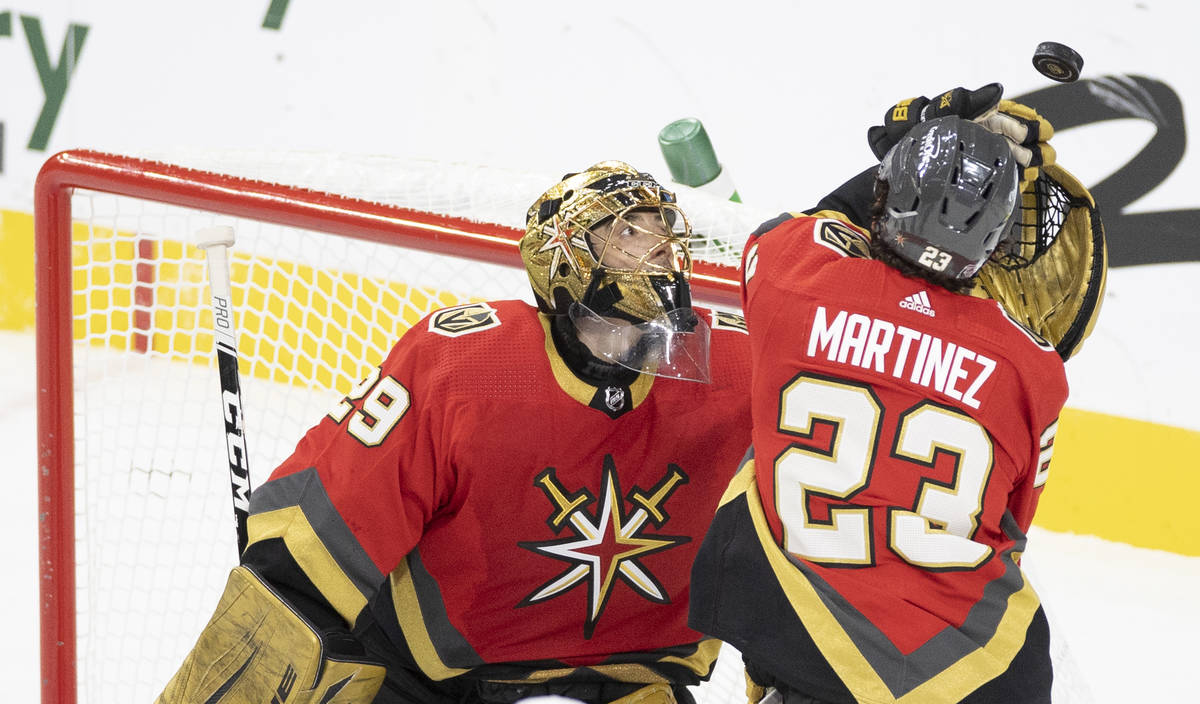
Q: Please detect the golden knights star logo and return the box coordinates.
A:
[538,221,574,272]
[518,455,690,638]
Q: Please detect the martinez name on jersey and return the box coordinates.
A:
[806,305,997,410]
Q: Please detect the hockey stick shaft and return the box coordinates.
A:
[197,226,252,559]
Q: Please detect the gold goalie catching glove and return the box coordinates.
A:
[156,566,385,704]
[974,162,1107,361]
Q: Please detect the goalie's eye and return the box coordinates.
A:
[591,212,675,271]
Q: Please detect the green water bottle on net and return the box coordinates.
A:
[658,117,742,261]
[657,118,741,202]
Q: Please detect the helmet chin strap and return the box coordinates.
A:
[578,268,632,321]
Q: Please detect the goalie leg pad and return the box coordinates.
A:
[155,565,384,704]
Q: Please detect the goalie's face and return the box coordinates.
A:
[578,203,692,328]
[588,209,679,273]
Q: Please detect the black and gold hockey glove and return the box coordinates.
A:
[867,83,1004,159]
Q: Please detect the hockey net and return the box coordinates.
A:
[34,150,766,704]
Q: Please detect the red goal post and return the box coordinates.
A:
[34,149,750,704]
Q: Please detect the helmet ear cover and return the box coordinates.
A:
[877,116,1020,281]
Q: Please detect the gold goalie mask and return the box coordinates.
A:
[523,161,711,381]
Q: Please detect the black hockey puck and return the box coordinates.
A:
[1032,42,1083,83]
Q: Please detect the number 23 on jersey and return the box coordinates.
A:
[775,373,997,571]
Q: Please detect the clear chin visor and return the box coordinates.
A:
[568,302,711,383]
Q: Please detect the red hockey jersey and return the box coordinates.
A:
[246,299,752,689]
[689,213,1068,703]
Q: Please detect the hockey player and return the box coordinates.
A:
[156,162,753,704]
[688,89,1105,703]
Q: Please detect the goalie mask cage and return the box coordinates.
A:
[33,149,759,704]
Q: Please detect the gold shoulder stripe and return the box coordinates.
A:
[804,209,857,225]
[247,507,368,625]
[389,558,472,680]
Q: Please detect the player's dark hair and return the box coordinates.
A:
[868,178,975,295]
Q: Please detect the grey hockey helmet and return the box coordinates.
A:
[878,116,1020,279]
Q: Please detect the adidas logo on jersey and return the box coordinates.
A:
[899,290,936,317]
